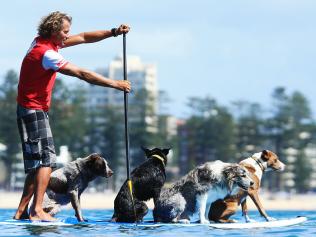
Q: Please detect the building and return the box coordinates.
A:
[87,56,158,132]
[304,143,316,191]
[282,147,297,192]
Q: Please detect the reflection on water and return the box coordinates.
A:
[23,225,62,235]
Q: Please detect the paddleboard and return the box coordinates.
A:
[132,216,307,229]
[0,216,307,229]
[209,216,307,229]
[0,219,73,226]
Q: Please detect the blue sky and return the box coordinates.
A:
[1,0,315,118]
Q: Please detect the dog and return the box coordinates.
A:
[42,153,113,222]
[111,147,170,223]
[153,160,254,224]
[208,150,285,223]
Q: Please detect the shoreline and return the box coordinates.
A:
[1,191,315,210]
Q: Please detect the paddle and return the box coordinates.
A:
[122,33,136,220]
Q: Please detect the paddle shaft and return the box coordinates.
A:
[123,33,131,180]
[123,33,136,221]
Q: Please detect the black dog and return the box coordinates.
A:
[111,147,170,223]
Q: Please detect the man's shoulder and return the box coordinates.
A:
[24,37,56,60]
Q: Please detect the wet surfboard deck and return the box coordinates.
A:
[0,216,307,229]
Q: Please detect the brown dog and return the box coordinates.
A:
[208,150,285,223]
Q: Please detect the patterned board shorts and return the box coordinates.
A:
[17,105,57,173]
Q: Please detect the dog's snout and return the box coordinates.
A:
[107,169,114,177]
[279,162,286,171]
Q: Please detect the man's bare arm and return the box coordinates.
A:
[63,24,130,47]
[59,63,131,92]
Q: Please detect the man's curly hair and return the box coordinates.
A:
[37,11,72,38]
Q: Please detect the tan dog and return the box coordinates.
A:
[208,150,285,223]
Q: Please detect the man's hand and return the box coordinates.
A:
[116,80,131,92]
[116,24,130,36]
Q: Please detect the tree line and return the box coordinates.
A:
[0,69,315,193]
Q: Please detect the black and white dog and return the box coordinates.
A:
[111,147,170,223]
[153,160,254,224]
[42,153,113,222]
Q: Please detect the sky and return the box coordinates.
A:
[1,0,315,118]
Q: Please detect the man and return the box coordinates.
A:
[13,11,131,221]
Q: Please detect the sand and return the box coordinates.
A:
[1,191,315,210]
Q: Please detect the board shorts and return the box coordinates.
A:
[16,104,57,173]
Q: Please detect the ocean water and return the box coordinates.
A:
[0,209,315,237]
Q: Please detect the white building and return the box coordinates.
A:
[87,55,159,132]
[305,144,316,190]
[88,56,157,105]
[56,145,72,166]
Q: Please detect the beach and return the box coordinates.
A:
[0,190,315,210]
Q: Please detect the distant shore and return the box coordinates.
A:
[1,191,315,210]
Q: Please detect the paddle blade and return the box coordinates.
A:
[127,179,133,201]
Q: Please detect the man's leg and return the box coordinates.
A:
[13,171,36,220]
[29,167,56,221]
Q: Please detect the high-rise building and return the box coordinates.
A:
[87,55,158,132]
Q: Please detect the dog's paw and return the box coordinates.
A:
[200,219,210,224]
[266,216,277,222]
[245,215,256,223]
[226,219,238,223]
[75,215,86,222]
[111,217,118,223]
[178,219,190,224]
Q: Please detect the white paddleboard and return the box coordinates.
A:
[208,216,307,229]
[133,216,307,229]
[0,216,307,229]
[0,219,73,226]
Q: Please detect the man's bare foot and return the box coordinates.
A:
[29,209,57,222]
[13,208,29,220]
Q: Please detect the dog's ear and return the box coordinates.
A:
[89,153,100,160]
[224,166,237,181]
[141,146,151,156]
[87,153,101,166]
[226,171,235,181]
[242,164,256,174]
[261,150,269,161]
[224,166,237,192]
[87,153,107,175]
[162,148,170,156]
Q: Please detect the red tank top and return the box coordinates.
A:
[17,37,68,111]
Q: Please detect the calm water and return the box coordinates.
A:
[0,209,315,237]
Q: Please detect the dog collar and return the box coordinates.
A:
[251,156,266,172]
[151,154,165,166]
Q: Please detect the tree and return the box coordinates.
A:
[264,87,314,192]
[293,150,312,193]
[98,104,124,191]
[50,79,89,158]
[0,70,20,189]
[129,88,159,167]
[181,96,236,173]
[231,101,265,160]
